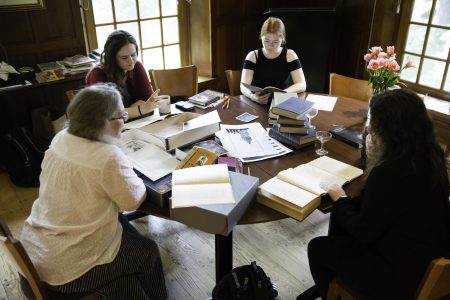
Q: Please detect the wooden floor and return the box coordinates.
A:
[0,170,329,300]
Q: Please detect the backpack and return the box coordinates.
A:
[212,261,278,300]
[0,127,46,187]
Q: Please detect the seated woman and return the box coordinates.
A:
[21,83,168,300]
[298,89,450,300]
[86,30,159,119]
[240,17,307,105]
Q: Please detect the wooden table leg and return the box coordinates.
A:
[215,231,233,283]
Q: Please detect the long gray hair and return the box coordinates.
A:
[66,83,121,141]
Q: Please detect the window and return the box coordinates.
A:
[83,0,189,71]
[398,0,450,100]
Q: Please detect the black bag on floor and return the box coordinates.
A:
[0,127,46,187]
[212,261,278,300]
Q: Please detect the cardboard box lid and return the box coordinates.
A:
[170,171,259,236]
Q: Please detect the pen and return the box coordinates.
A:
[222,96,229,109]
[226,98,230,109]
[247,167,251,176]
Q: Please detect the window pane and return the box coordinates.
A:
[162,17,179,44]
[92,0,113,24]
[400,54,421,83]
[161,0,177,16]
[432,0,450,26]
[410,0,432,23]
[425,28,450,59]
[143,48,164,70]
[405,24,427,54]
[164,45,180,69]
[418,58,446,88]
[445,68,450,92]
[141,20,162,47]
[139,0,160,19]
[116,22,140,50]
[96,25,115,51]
[114,0,137,22]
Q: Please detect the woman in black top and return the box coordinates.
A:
[240,17,307,104]
[298,89,450,300]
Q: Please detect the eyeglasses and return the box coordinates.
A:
[110,111,128,122]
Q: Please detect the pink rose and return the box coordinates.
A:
[368,59,381,70]
[377,58,387,67]
[386,46,395,56]
[386,58,400,72]
[378,52,388,58]
[369,46,383,55]
[363,53,373,61]
[404,59,414,68]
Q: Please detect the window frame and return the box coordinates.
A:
[82,0,190,69]
[396,0,450,101]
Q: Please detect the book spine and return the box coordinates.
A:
[268,127,301,150]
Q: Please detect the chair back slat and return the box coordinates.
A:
[225,70,242,96]
[149,65,198,98]
[416,257,450,300]
[329,73,372,102]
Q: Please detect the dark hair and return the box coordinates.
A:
[67,83,121,141]
[368,88,446,186]
[101,30,138,101]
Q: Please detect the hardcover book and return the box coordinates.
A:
[278,125,308,134]
[258,156,363,221]
[268,124,316,150]
[330,125,363,148]
[269,92,298,119]
[277,116,306,126]
[270,97,314,120]
[242,82,286,95]
[188,89,224,106]
[175,147,218,169]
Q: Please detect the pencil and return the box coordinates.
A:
[226,98,230,109]
[247,167,251,176]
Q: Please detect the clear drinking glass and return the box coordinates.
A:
[305,107,318,129]
[315,131,332,156]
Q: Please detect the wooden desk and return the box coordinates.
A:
[137,94,368,282]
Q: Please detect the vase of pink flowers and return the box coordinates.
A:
[363,46,414,95]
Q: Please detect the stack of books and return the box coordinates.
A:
[268,97,316,149]
[188,89,224,108]
[60,54,96,75]
[35,61,65,83]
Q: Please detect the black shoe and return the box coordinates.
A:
[296,285,320,300]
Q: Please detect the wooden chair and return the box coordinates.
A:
[0,216,100,300]
[149,65,198,100]
[329,73,372,102]
[225,69,242,96]
[327,257,450,300]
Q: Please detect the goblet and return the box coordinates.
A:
[305,107,318,129]
[315,131,332,156]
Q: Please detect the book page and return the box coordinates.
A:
[259,177,318,208]
[172,164,230,185]
[278,165,347,195]
[307,156,363,182]
[171,182,235,208]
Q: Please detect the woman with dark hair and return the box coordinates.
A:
[21,83,168,299]
[86,30,159,119]
[298,89,450,300]
[240,17,307,104]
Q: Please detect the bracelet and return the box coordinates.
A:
[138,105,143,116]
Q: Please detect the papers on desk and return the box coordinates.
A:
[120,129,179,181]
[305,94,337,111]
[215,122,292,163]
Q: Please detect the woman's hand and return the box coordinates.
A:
[137,89,161,115]
[319,182,347,202]
[249,92,271,105]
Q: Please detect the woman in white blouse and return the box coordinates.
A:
[21,83,167,299]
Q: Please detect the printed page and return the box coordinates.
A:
[307,156,363,182]
[278,164,347,196]
[171,183,235,208]
[259,177,318,208]
[305,94,338,111]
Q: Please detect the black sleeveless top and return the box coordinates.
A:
[242,48,302,89]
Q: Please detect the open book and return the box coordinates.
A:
[258,156,363,221]
[171,164,235,208]
[242,82,285,95]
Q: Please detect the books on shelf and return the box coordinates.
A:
[268,124,316,150]
[278,125,308,134]
[36,61,64,72]
[188,89,224,107]
[330,125,363,148]
[176,147,218,169]
[171,164,235,208]
[61,54,96,67]
[270,97,314,120]
[242,82,285,95]
[35,69,65,83]
[258,156,363,221]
